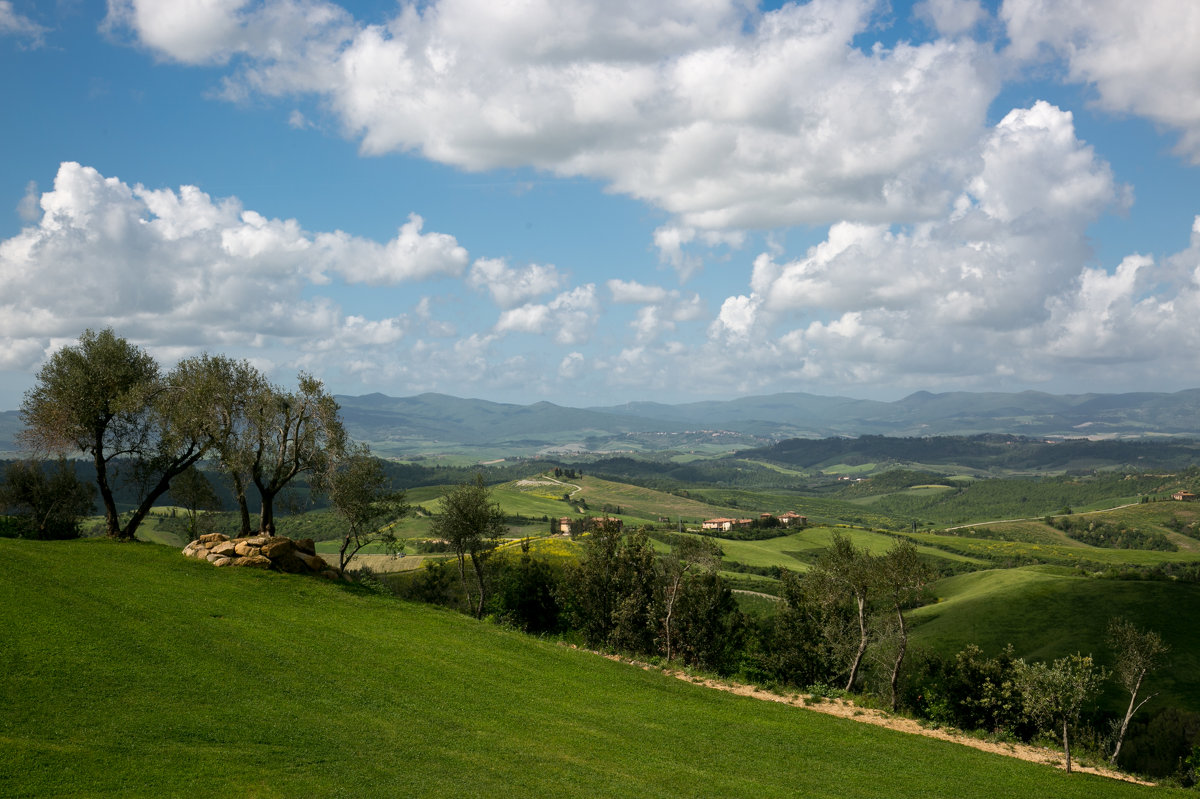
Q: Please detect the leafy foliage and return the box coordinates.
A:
[1051,515,1176,551]
[1016,653,1109,773]
[0,458,94,539]
[327,445,410,572]
[431,474,507,618]
[19,329,220,540]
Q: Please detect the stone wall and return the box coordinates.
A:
[182,533,342,580]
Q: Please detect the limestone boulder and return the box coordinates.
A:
[183,534,338,578]
[211,541,238,557]
[260,538,295,559]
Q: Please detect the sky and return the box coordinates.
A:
[2,0,1200,411]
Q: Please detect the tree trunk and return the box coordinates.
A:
[471,551,487,619]
[1063,718,1072,774]
[456,551,474,616]
[845,594,869,691]
[231,471,252,537]
[889,605,908,712]
[93,432,122,540]
[123,447,204,541]
[256,483,277,535]
[1110,671,1145,764]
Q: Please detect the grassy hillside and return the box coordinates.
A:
[910,566,1200,713]
[1,538,1180,798]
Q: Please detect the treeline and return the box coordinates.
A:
[1049,515,1176,551]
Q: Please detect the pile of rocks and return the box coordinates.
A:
[183,533,341,580]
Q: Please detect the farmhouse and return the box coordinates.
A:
[702,517,755,531]
[778,511,808,526]
[1173,491,1197,501]
[556,516,624,534]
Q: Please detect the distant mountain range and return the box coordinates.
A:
[333,389,1200,457]
[7,389,1200,458]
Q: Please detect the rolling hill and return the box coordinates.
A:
[1,537,1180,798]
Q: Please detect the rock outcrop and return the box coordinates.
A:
[182,533,341,580]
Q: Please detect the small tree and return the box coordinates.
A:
[0,458,95,539]
[877,539,932,710]
[1108,618,1169,764]
[661,536,722,662]
[179,354,269,537]
[431,474,506,618]
[1017,653,1108,774]
[562,522,660,655]
[810,533,877,691]
[328,444,410,573]
[246,373,346,535]
[168,465,222,541]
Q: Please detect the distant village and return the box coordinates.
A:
[552,510,807,536]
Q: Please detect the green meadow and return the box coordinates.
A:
[1,538,1183,798]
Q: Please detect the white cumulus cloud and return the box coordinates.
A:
[1003,0,1200,162]
[104,0,1002,233]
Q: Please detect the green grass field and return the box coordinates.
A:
[713,526,986,572]
[2,538,1183,798]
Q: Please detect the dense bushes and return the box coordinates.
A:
[1051,515,1177,551]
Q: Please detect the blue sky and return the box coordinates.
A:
[2,0,1199,410]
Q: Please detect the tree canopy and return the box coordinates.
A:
[431,474,507,618]
[20,329,220,540]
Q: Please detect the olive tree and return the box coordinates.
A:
[809,533,877,691]
[176,354,269,537]
[661,536,722,662]
[245,373,345,535]
[1108,618,1169,764]
[1016,653,1108,774]
[328,444,410,573]
[431,474,506,618]
[877,539,932,711]
[20,329,222,540]
[168,465,222,542]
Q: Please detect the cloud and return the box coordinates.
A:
[607,278,668,304]
[494,284,598,344]
[661,100,1170,393]
[0,1,47,45]
[105,0,1002,232]
[558,351,584,379]
[468,258,563,307]
[0,161,466,376]
[607,279,704,341]
[914,0,986,36]
[1003,0,1200,162]
[317,213,469,284]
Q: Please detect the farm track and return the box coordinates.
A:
[584,648,1154,786]
[942,503,1142,532]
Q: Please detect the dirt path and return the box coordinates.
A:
[943,503,1142,532]
[586,649,1152,786]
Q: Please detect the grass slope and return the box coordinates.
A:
[910,566,1200,712]
[1,539,1179,798]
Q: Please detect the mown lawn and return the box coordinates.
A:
[1,538,1183,798]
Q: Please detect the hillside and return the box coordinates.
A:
[0,538,1178,798]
